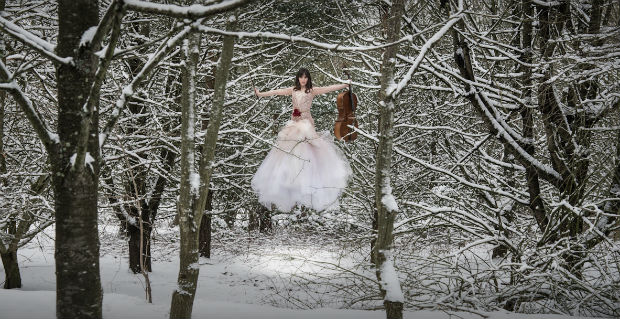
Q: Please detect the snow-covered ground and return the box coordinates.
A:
[0,225,607,319]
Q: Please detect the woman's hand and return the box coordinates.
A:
[254,87,261,97]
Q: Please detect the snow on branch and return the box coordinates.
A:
[473,90,563,186]
[123,0,250,19]
[555,200,620,252]
[378,250,404,303]
[531,0,561,6]
[100,20,199,149]
[381,179,399,213]
[0,60,59,154]
[0,16,72,65]
[393,145,529,205]
[74,4,125,172]
[197,25,415,52]
[403,201,499,237]
[389,10,463,97]
[86,0,123,50]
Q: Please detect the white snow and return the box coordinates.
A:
[0,16,72,65]
[79,26,98,47]
[531,0,560,6]
[190,172,200,196]
[0,82,18,90]
[84,152,96,172]
[378,250,404,303]
[49,133,60,144]
[381,192,399,213]
[124,0,248,18]
[391,12,463,97]
[196,25,415,52]
[0,227,611,319]
[69,152,96,172]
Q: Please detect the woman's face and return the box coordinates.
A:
[298,74,308,87]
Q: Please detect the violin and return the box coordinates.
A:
[334,69,358,142]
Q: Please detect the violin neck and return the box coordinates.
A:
[347,72,352,94]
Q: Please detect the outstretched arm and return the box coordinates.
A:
[254,87,293,97]
[311,83,348,95]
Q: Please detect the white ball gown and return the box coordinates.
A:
[251,89,352,212]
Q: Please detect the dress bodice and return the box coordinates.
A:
[291,89,314,125]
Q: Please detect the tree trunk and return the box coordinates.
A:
[249,203,272,233]
[55,1,102,318]
[258,205,272,233]
[128,211,152,273]
[373,0,405,318]
[0,0,17,291]
[169,30,202,319]
[519,0,549,236]
[0,0,5,183]
[371,207,377,263]
[384,301,404,319]
[199,190,213,258]
[108,125,176,274]
[1,250,21,289]
[170,17,236,318]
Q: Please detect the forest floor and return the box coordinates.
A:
[0,222,608,319]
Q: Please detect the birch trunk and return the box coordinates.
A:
[373,1,405,318]
[169,17,236,318]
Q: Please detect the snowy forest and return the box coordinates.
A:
[1,0,619,318]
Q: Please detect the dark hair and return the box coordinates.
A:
[293,68,313,93]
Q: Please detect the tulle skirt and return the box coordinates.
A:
[251,119,351,212]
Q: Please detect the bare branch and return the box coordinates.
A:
[74,2,125,172]
[196,25,415,52]
[0,60,58,156]
[88,0,123,50]
[390,11,463,97]
[0,16,73,65]
[123,0,250,19]
[100,20,199,148]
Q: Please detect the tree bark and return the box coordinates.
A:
[123,19,155,274]
[373,0,405,318]
[54,1,102,318]
[249,202,272,233]
[169,32,201,318]
[371,207,377,263]
[0,0,5,182]
[199,190,213,258]
[0,0,18,290]
[128,208,153,273]
[520,0,549,235]
[129,146,176,271]
[170,17,236,318]
[1,250,21,289]
[258,204,272,233]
